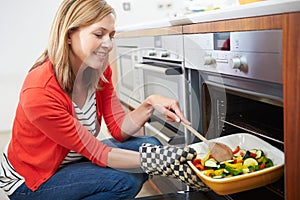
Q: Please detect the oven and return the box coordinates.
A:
[135,35,191,146]
[184,30,285,199]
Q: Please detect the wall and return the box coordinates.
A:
[0,0,61,131]
[0,0,178,132]
[107,0,185,27]
[0,0,274,132]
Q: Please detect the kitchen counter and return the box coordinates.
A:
[116,0,300,32]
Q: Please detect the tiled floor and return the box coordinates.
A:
[0,131,159,199]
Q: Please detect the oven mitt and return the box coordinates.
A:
[139,143,209,191]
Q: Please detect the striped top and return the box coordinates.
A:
[0,90,97,195]
[60,90,97,167]
[0,145,24,196]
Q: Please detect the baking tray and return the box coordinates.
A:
[187,133,284,195]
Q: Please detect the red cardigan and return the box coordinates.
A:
[8,59,126,191]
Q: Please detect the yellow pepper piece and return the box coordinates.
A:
[257,156,265,163]
[225,162,243,169]
[214,169,224,176]
[235,155,243,162]
[201,150,210,166]
[203,169,215,177]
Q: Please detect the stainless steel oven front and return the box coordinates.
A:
[136,35,194,193]
[136,35,190,146]
[184,30,285,199]
[115,37,155,109]
[137,58,188,145]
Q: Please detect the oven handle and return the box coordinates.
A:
[144,122,172,143]
[205,80,283,106]
[135,63,183,75]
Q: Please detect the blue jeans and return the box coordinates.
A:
[9,136,161,200]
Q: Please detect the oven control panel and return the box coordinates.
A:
[139,35,184,62]
[184,30,282,84]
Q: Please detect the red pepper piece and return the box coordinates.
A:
[260,162,266,169]
[250,152,257,158]
[232,146,240,154]
[194,163,205,171]
[192,158,201,166]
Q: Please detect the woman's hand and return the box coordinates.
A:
[146,95,191,125]
[139,143,209,191]
[121,94,190,139]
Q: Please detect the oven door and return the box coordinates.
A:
[135,60,191,193]
[135,61,189,145]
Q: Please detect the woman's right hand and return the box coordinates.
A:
[121,94,190,139]
[146,95,191,125]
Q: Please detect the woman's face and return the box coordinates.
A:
[68,13,115,74]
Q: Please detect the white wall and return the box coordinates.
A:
[0,0,61,131]
[0,0,179,132]
[0,0,273,132]
[107,0,185,27]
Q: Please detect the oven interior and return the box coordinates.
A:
[202,83,284,151]
[200,75,284,199]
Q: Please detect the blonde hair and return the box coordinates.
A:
[31,0,115,94]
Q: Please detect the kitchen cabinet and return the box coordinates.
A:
[114,12,300,200]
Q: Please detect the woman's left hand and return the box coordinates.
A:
[146,95,191,125]
[139,143,209,191]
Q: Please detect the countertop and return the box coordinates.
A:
[116,0,300,32]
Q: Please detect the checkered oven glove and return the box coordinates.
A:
[139,143,209,191]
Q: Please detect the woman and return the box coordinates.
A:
[0,0,206,199]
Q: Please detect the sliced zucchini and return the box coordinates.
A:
[249,149,257,154]
[255,150,264,159]
[204,159,219,169]
[243,158,258,167]
[201,151,211,166]
[243,150,252,159]
[212,175,224,179]
[208,158,218,162]
[220,159,234,164]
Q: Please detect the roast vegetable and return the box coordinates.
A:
[204,158,219,169]
[192,146,274,179]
